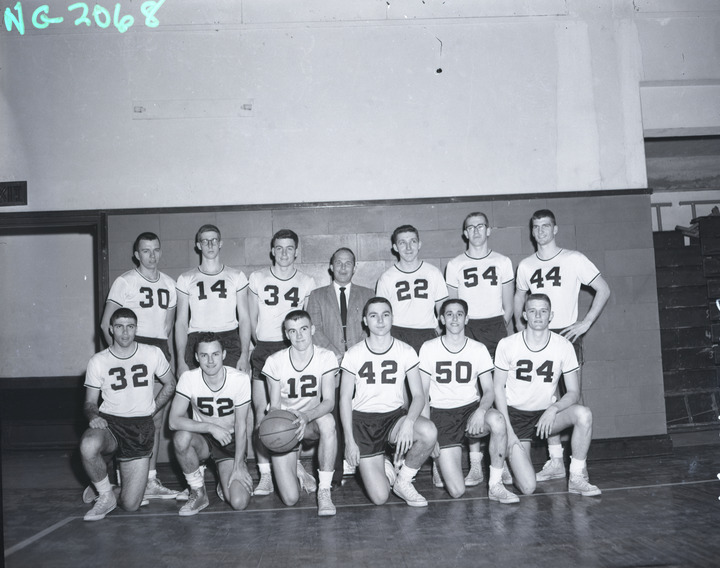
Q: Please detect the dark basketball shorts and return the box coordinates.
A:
[102,413,155,461]
[185,328,243,370]
[352,407,406,458]
[391,326,438,354]
[507,406,546,442]
[136,336,171,363]
[466,315,506,358]
[251,340,287,381]
[201,433,237,463]
[431,401,488,449]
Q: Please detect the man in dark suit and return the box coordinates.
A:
[307,247,374,483]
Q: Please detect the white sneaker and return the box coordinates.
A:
[384,458,397,487]
[464,462,484,487]
[392,478,428,507]
[488,483,519,504]
[297,461,317,493]
[568,473,602,497]
[432,462,444,488]
[317,488,336,517]
[84,492,117,522]
[176,488,190,502]
[254,472,274,496]
[178,486,209,516]
[536,458,566,481]
[502,462,513,485]
[144,477,180,500]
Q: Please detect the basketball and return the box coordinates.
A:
[258,409,300,454]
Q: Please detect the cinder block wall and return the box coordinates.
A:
[108,192,666,458]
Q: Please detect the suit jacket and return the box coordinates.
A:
[307,282,374,361]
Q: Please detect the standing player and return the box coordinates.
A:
[175,224,252,376]
[514,210,610,481]
[169,333,253,516]
[376,225,448,353]
[98,232,180,501]
[249,229,316,496]
[494,294,601,497]
[307,247,374,482]
[419,299,518,504]
[80,308,176,521]
[444,212,514,485]
[340,297,437,507]
[262,311,339,516]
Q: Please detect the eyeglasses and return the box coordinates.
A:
[199,238,219,246]
[464,224,487,233]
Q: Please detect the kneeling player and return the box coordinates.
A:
[262,310,339,516]
[493,294,601,497]
[340,297,437,507]
[80,308,176,521]
[420,299,518,503]
[169,333,253,516]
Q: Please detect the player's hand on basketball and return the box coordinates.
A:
[394,417,414,460]
[535,406,558,439]
[466,408,486,437]
[289,409,309,440]
[210,424,234,446]
[89,415,109,429]
[345,441,360,467]
[230,464,253,494]
[560,321,589,343]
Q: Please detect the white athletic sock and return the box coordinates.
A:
[94,475,113,495]
[469,451,483,466]
[488,466,503,486]
[318,470,333,490]
[398,464,419,483]
[184,467,205,490]
[548,444,564,460]
[569,457,587,475]
[258,462,272,475]
[148,469,157,480]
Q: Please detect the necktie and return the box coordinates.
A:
[340,286,348,340]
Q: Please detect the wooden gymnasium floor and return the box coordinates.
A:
[3,442,720,568]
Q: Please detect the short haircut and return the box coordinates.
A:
[194,332,223,353]
[330,247,356,265]
[391,224,419,245]
[283,309,312,330]
[195,224,221,243]
[463,212,489,230]
[133,232,160,254]
[531,209,556,225]
[110,307,138,325]
[363,296,393,318]
[525,293,551,310]
[271,229,299,248]
[440,298,469,316]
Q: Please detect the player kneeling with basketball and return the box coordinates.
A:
[493,294,601,497]
[419,299,519,503]
[169,333,253,516]
[260,310,339,516]
[340,297,437,507]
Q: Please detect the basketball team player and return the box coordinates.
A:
[169,333,253,516]
[419,299,518,503]
[340,297,437,507]
[97,232,180,501]
[494,294,601,497]
[249,229,316,496]
[376,225,448,353]
[175,224,252,376]
[514,210,611,482]
[444,212,514,487]
[262,310,339,516]
[80,308,176,521]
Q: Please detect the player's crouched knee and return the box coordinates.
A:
[228,488,251,511]
[172,430,193,453]
[316,413,336,438]
[485,408,506,434]
[574,405,593,430]
[79,429,103,459]
[415,417,438,447]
